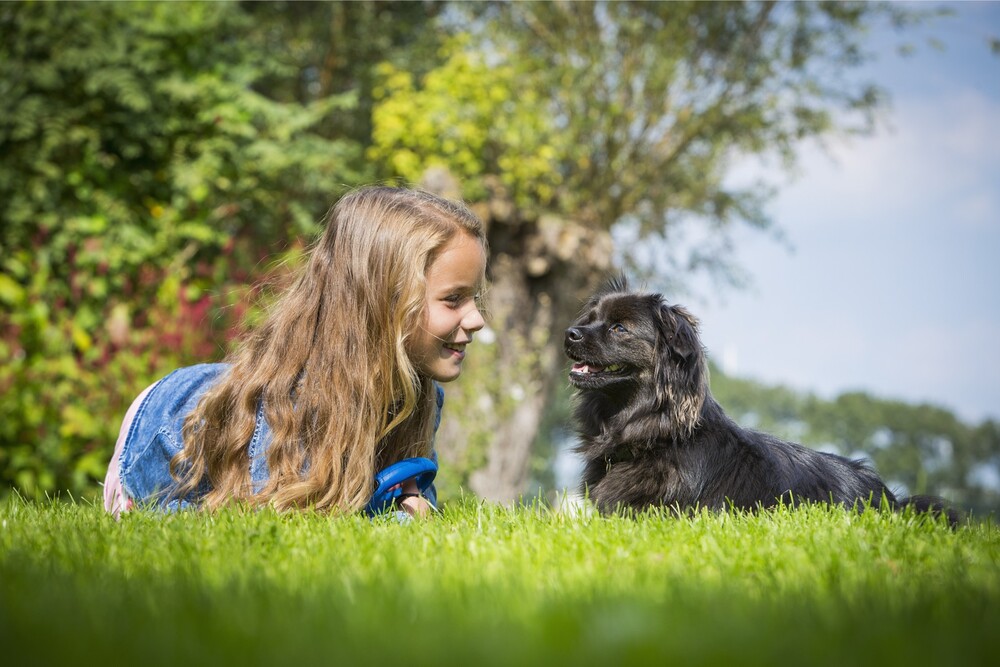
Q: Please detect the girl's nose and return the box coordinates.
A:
[463,304,485,332]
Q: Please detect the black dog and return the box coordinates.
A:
[565,277,957,524]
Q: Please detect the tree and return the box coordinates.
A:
[369,1,937,501]
[238,1,446,142]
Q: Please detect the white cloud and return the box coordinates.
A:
[773,87,1000,234]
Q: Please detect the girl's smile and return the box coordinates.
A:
[443,342,466,358]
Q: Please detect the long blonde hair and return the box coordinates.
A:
[171,186,486,512]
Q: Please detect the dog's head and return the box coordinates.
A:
[564,276,707,436]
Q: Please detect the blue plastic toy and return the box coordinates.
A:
[364,456,438,516]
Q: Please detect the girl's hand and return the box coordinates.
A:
[398,494,432,518]
[397,478,432,518]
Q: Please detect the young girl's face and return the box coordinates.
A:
[409,232,487,382]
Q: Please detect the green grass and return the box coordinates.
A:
[1,496,997,667]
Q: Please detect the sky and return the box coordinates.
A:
[678,1,1000,425]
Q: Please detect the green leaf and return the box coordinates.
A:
[0,274,25,305]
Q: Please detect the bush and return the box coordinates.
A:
[0,2,361,498]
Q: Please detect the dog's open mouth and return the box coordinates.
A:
[570,362,626,375]
[568,361,633,389]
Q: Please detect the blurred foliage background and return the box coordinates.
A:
[1,1,997,516]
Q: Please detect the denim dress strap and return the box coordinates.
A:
[421,382,445,508]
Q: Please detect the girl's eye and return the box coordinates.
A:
[443,291,482,310]
[610,323,628,334]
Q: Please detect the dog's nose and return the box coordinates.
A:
[566,327,583,343]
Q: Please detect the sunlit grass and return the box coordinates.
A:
[1,496,997,666]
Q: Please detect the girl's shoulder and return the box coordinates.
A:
[160,362,231,384]
[139,363,232,424]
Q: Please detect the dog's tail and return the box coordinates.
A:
[897,494,963,527]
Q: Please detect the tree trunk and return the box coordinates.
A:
[463,179,613,502]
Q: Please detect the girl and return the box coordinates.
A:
[103,186,487,518]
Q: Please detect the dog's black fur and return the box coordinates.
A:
[565,277,959,524]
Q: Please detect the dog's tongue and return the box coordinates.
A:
[572,362,603,374]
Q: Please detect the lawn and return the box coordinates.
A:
[1,496,997,666]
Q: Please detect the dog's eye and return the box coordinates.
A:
[610,323,628,334]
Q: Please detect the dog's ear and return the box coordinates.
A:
[653,300,706,438]
[656,303,701,360]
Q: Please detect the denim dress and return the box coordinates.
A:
[115,363,442,511]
